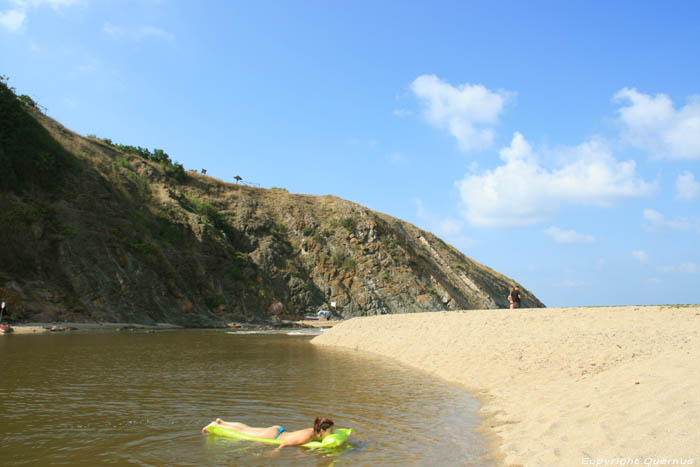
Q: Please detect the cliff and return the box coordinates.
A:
[0,80,544,326]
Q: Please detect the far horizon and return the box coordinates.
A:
[2,0,699,307]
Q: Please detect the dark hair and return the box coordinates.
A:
[313,417,334,434]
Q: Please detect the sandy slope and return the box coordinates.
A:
[311,306,700,466]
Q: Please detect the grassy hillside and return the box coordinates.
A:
[0,79,544,326]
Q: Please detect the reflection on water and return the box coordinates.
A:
[0,330,494,466]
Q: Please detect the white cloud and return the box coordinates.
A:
[544,226,595,244]
[0,0,82,32]
[138,25,175,42]
[456,132,656,227]
[632,250,649,264]
[389,151,407,165]
[443,234,476,252]
[676,171,700,201]
[657,263,698,274]
[0,8,24,31]
[414,199,474,249]
[615,88,700,159]
[72,55,101,74]
[28,0,83,8]
[102,21,123,37]
[436,217,464,236]
[411,74,511,152]
[103,22,175,42]
[392,109,413,118]
[347,138,377,149]
[643,208,700,233]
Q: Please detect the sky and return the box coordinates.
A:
[2,0,700,307]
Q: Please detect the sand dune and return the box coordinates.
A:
[312,306,700,466]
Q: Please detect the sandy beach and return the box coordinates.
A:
[293,319,341,328]
[312,306,700,466]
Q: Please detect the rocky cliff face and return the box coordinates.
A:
[0,83,544,326]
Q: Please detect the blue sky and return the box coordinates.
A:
[2,0,699,307]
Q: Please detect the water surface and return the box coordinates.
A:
[0,330,494,465]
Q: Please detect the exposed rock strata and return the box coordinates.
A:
[0,90,544,326]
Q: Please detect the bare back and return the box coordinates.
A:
[277,427,315,446]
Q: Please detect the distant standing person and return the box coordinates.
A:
[509,286,521,309]
[1,301,11,333]
[507,288,514,309]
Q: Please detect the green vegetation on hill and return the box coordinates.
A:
[0,76,78,192]
[87,135,186,182]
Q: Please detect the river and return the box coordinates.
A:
[0,329,494,466]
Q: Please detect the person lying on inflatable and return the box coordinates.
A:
[202,416,349,450]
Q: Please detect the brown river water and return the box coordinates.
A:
[0,329,494,466]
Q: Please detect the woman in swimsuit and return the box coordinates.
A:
[508,288,514,309]
[202,417,334,449]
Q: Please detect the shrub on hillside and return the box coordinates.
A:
[166,162,186,182]
[340,217,357,233]
[93,136,188,182]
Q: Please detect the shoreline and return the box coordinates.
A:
[4,322,184,334]
[311,305,700,466]
[3,319,340,334]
